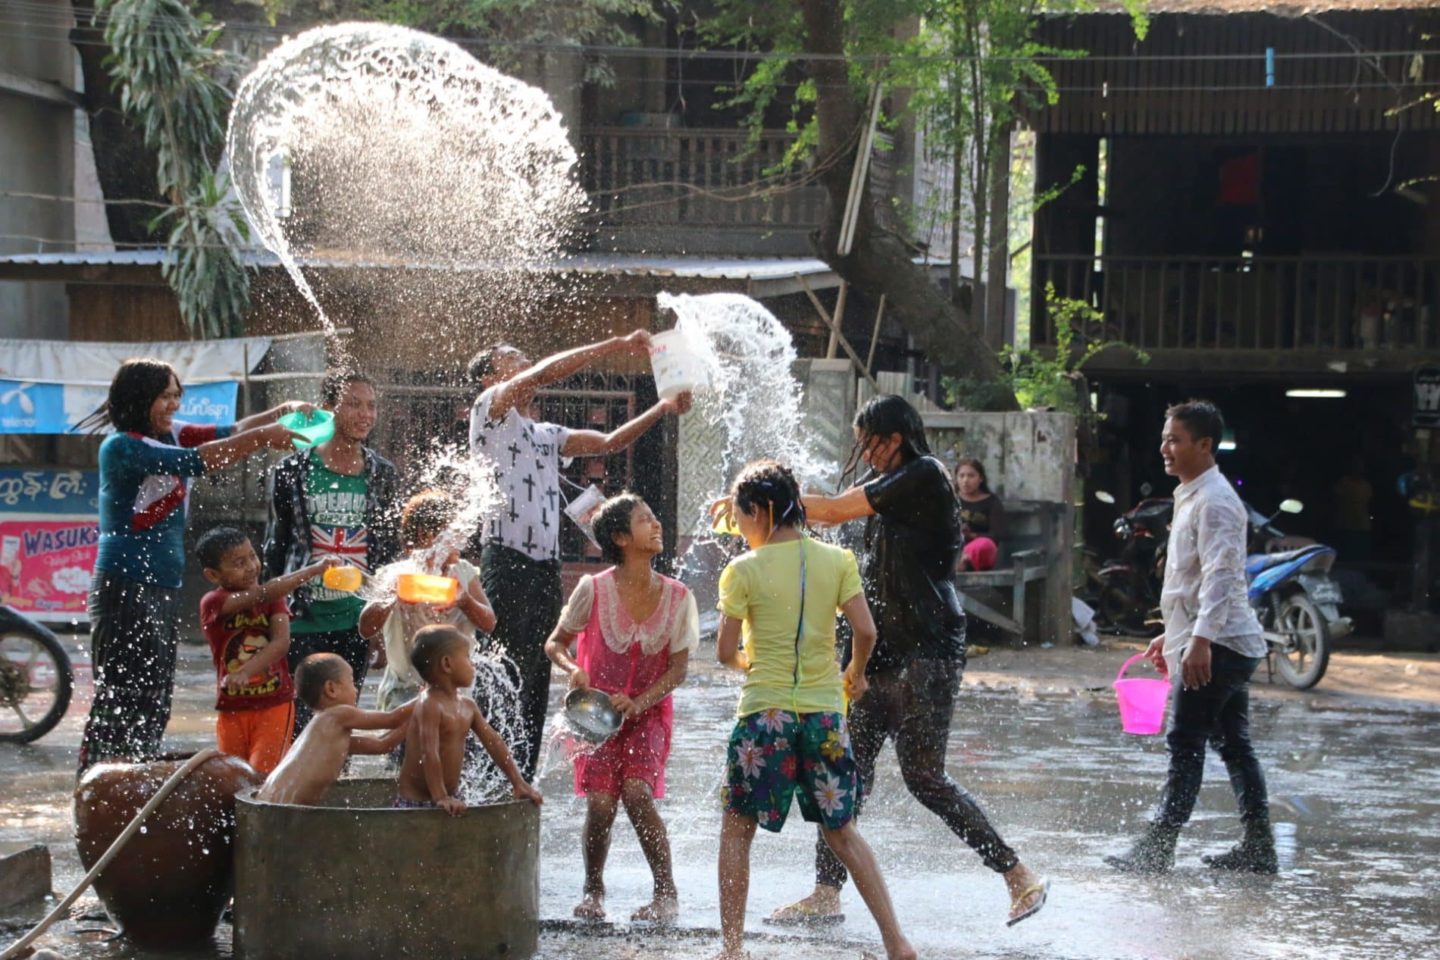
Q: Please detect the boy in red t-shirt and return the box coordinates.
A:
[197,526,339,774]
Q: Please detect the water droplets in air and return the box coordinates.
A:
[657,291,832,536]
[226,22,587,365]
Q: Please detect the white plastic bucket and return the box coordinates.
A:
[648,328,710,401]
[564,484,606,547]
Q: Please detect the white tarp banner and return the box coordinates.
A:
[0,336,271,385]
[0,337,271,433]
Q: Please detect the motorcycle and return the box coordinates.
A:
[1090,490,1173,634]
[1245,499,1351,690]
[0,604,74,743]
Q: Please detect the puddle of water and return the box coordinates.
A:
[3,652,1438,960]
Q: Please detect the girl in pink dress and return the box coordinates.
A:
[545,493,697,924]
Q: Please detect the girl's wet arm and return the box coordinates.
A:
[716,616,748,671]
[632,649,689,714]
[802,485,874,525]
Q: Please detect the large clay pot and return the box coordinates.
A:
[74,752,261,948]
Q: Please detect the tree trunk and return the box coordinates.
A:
[798,0,1017,410]
[72,20,165,244]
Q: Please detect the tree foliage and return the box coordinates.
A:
[946,284,1148,416]
[704,1,1146,408]
[99,0,251,338]
[267,0,663,85]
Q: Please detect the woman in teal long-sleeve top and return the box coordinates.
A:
[77,358,302,772]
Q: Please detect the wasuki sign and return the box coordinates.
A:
[0,469,100,618]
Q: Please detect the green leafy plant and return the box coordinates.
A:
[946,283,1148,415]
[100,0,251,337]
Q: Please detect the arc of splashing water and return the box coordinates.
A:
[225,22,584,348]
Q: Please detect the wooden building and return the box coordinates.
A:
[1026,1,1440,622]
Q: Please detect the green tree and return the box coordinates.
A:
[96,0,250,338]
[947,284,1148,416]
[708,0,1146,409]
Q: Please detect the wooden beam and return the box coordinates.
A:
[797,274,879,392]
[865,294,886,375]
[824,281,847,359]
[958,592,1023,637]
[0,70,82,109]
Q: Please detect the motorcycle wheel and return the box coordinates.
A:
[1272,593,1331,690]
[1095,584,1133,632]
[0,628,74,743]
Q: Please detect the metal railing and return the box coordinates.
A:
[1033,255,1440,352]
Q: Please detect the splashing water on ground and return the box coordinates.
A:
[226,22,586,365]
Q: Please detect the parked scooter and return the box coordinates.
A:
[1244,499,1351,690]
[1090,490,1173,634]
[0,604,74,743]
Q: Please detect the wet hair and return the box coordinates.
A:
[320,369,374,408]
[731,460,805,529]
[465,343,516,384]
[591,493,645,565]
[842,394,932,482]
[411,624,469,681]
[400,490,458,550]
[954,457,991,495]
[195,526,251,570]
[1165,399,1224,451]
[296,653,349,708]
[75,358,180,436]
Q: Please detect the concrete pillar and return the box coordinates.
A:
[0,0,78,337]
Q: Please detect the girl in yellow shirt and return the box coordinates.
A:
[712,460,916,960]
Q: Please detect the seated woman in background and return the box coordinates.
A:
[954,458,1005,571]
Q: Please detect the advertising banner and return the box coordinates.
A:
[0,469,100,618]
[0,380,238,434]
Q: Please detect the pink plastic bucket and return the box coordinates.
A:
[1113,652,1170,735]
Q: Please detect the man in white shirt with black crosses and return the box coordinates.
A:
[467,332,691,779]
[1106,399,1277,876]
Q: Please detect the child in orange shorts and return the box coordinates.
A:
[197,525,337,775]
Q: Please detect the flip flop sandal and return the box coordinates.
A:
[763,903,846,927]
[1006,877,1050,928]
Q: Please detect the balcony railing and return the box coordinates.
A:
[579,127,828,247]
[1033,255,1440,353]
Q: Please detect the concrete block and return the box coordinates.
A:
[0,842,52,909]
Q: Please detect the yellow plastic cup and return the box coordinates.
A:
[322,565,363,592]
[397,573,459,605]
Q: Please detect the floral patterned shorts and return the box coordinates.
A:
[722,709,859,833]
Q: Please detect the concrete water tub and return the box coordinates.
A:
[233,779,539,959]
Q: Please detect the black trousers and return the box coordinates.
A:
[78,572,181,772]
[287,626,371,736]
[480,543,563,782]
[815,658,1019,887]
[1156,643,1269,828]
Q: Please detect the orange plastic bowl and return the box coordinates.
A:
[396,573,459,605]
[322,565,363,592]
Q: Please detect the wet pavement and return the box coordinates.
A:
[3,639,1438,959]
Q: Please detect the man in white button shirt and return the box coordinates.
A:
[1106,400,1277,876]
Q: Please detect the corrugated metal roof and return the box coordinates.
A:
[0,248,845,280]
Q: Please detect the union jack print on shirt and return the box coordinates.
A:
[310,525,371,571]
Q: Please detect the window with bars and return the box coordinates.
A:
[373,370,661,566]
